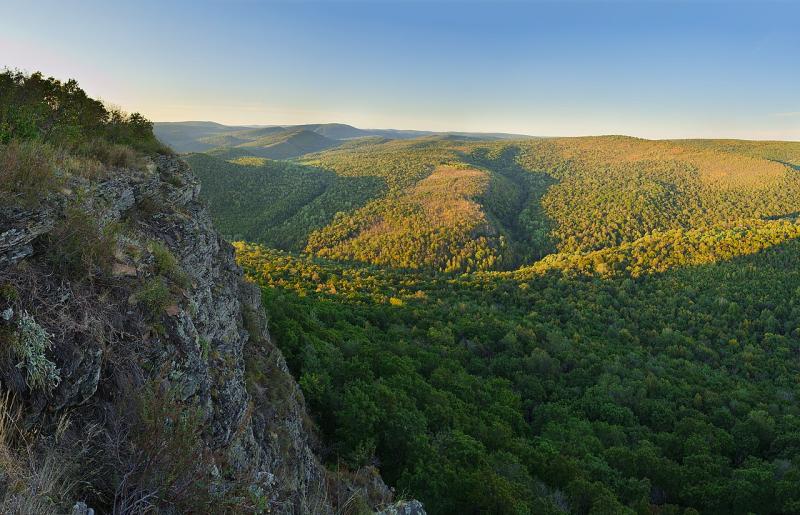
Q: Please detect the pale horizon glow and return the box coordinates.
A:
[1,0,799,141]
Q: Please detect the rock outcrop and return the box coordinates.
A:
[376,500,427,515]
[0,155,419,513]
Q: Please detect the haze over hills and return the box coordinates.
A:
[154,120,534,156]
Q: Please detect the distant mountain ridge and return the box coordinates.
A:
[154,121,533,156]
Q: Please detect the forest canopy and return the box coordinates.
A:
[0,69,167,155]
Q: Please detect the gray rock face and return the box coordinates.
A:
[71,501,95,515]
[0,155,423,514]
[0,156,330,512]
[130,156,336,511]
[0,206,55,267]
[377,500,428,515]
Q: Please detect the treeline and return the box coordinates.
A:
[520,219,800,279]
[0,69,167,156]
[0,70,167,208]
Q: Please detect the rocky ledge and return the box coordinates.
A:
[0,155,424,514]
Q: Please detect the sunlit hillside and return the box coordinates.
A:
[186,134,800,272]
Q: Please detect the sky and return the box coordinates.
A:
[1,0,798,140]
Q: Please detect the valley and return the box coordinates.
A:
[158,120,800,513]
[166,125,800,273]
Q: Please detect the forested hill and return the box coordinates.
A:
[154,120,531,155]
[236,231,800,514]
[184,135,800,273]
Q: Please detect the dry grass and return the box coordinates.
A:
[0,139,141,210]
[80,139,145,170]
[0,390,88,515]
[45,206,119,281]
[0,140,61,208]
[0,390,25,479]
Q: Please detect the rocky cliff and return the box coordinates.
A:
[0,155,421,514]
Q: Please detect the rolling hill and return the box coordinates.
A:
[155,121,532,157]
[236,128,340,159]
[152,120,255,152]
[187,134,800,272]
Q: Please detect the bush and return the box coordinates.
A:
[45,206,117,281]
[105,108,171,155]
[148,241,189,288]
[150,241,178,274]
[131,277,172,319]
[0,283,18,303]
[10,311,60,392]
[111,382,214,513]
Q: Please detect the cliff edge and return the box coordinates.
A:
[0,154,420,514]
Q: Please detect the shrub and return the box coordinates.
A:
[45,206,117,281]
[150,241,178,274]
[149,241,190,289]
[10,311,60,392]
[134,195,162,218]
[111,382,214,513]
[198,337,211,361]
[77,138,142,169]
[131,277,172,319]
[0,69,171,166]
[104,108,172,155]
[0,283,19,303]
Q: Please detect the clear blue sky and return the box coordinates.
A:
[2,0,798,139]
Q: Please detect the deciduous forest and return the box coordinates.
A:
[178,124,800,513]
